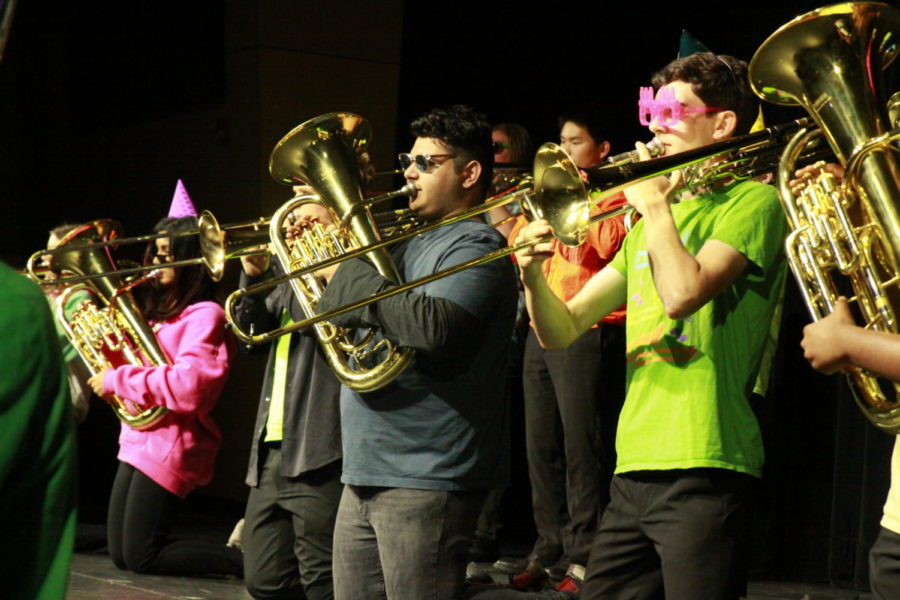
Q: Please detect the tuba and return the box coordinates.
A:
[231,112,416,393]
[29,221,170,429]
[749,2,900,432]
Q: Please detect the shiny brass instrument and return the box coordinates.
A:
[231,112,417,392]
[224,117,823,336]
[749,1,900,432]
[29,215,271,286]
[0,0,17,62]
[224,174,542,339]
[27,184,416,289]
[31,221,170,429]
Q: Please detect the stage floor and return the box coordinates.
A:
[67,551,874,600]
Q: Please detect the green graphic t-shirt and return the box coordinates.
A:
[608,180,787,477]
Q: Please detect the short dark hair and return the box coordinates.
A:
[493,122,533,165]
[138,216,217,322]
[651,52,758,136]
[557,107,609,145]
[49,223,81,241]
[410,105,494,195]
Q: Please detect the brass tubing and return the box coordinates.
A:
[225,204,629,344]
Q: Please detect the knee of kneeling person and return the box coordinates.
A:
[121,549,158,575]
[110,554,129,572]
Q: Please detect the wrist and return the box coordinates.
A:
[520,261,545,286]
[641,197,671,221]
[834,322,858,366]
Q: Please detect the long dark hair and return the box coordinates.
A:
[138,216,216,322]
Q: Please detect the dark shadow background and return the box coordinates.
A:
[2,0,899,591]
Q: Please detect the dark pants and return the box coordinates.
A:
[870,526,900,600]
[243,448,342,600]
[523,324,625,566]
[107,461,243,577]
[582,470,755,600]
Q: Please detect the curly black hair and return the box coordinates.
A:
[410,105,494,195]
[651,52,759,137]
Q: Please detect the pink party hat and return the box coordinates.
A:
[168,179,198,218]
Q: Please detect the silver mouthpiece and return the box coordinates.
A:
[606,138,664,166]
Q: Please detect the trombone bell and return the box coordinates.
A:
[533,143,590,247]
[197,211,270,282]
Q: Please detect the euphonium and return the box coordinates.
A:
[31,220,170,429]
[749,2,900,432]
[240,112,415,392]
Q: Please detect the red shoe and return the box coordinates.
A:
[508,558,550,591]
[554,563,584,596]
[555,575,582,594]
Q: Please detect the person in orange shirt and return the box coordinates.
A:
[505,109,627,589]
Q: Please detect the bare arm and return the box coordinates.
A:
[640,199,749,319]
[487,204,516,238]
[517,220,626,349]
[802,297,900,381]
[625,153,748,319]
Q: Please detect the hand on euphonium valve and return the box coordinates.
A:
[789,162,845,190]
[801,296,855,374]
[240,253,271,278]
[87,368,112,399]
[285,204,339,284]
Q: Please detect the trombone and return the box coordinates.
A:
[27,185,419,287]
[27,214,271,285]
[226,116,818,344]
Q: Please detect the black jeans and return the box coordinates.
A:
[242,448,342,600]
[582,469,755,600]
[523,324,625,566]
[107,461,243,577]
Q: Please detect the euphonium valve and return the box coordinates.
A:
[260,112,415,392]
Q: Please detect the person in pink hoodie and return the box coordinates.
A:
[87,213,242,577]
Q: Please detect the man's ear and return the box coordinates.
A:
[596,140,611,162]
[713,110,738,141]
[460,160,482,190]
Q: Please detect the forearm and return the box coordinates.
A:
[522,262,628,349]
[234,271,277,329]
[522,263,582,349]
[103,305,232,413]
[487,205,515,238]
[321,263,478,354]
[641,203,708,319]
[836,326,900,382]
[104,351,230,413]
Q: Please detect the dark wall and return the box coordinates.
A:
[0,0,405,506]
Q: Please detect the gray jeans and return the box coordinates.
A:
[333,485,484,600]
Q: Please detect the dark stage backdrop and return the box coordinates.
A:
[2,0,899,591]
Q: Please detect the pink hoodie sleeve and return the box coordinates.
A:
[102,303,232,414]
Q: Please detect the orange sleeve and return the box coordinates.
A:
[506,214,531,264]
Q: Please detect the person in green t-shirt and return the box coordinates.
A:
[515,52,786,599]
